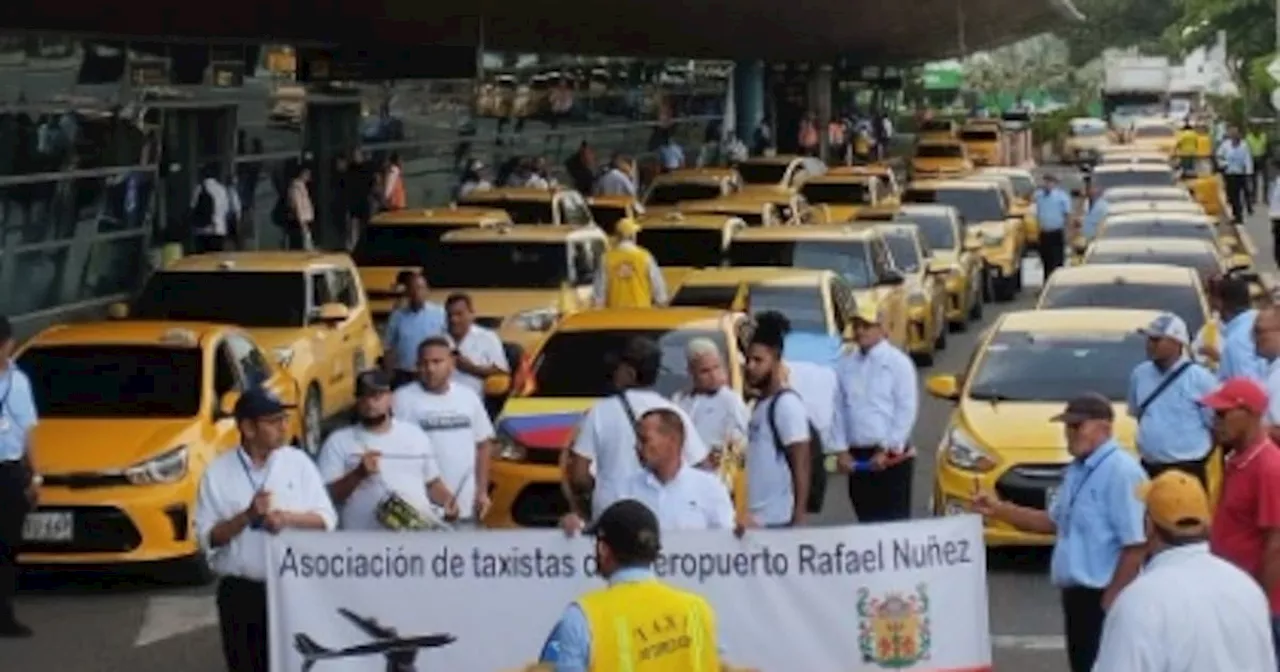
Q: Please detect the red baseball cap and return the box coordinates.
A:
[1200,377,1269,415]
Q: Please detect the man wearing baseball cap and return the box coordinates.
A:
[1201,376,1280,653]
[195,387,337,672]
[539,499,721,670]
[1127,312,1218,486]
[1094,470,1276,671]
[974,393,1147,672]
[592,218,668,309]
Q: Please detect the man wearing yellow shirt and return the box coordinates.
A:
[1176,122,1200,173]
[539,499,721,671]
[594,218,668,309]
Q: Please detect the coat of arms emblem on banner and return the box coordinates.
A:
[857,584,931,668]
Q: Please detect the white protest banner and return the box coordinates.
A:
[267,515,991,672]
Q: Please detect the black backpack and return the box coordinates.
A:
[191,185,214,229]
[767,389,827,514]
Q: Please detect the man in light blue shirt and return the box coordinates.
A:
[0,315,39,637]
[658,135,685,172]
[1217,276,1265,382]
[974,394,1147,672]
[382,272,445,388]
[1034,173,1073,277]
[1127,313,1217,487]
[1218,127,1254,223]
[1080,182,1108,244]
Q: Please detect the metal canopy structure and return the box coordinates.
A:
[0,0,1081,62]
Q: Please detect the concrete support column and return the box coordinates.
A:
[809,64,833,161]
[733,59,765,142]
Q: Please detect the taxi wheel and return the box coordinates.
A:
[301,385,323,457]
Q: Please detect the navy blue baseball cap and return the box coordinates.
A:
[234,387,295,421]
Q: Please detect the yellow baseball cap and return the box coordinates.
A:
[853,302,881,325]
[1135,470,1211,536]
[615,218,641,237]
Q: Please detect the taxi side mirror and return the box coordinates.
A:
[484,373,513,397]
[215,391,240,420]
[925,374,960,400]
[315,302,350,325]
[107,302,129,319]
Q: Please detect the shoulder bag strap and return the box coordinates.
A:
[616,391,644,462]
[1137,362,1194,420]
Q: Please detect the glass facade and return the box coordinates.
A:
[0,36,728,335]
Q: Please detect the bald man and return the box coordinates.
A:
[672,338,750,458]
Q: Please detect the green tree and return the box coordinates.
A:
[1167,0,1273,115]
[1058,0,1183,65]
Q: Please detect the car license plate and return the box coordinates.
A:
[23,512,73,542]
[1045,486,1059,511]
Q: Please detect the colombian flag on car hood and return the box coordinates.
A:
[496,398,597,450]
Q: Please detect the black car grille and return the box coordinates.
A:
[43,473,130,489]
[510,483,570,528]
[20,505,143,554]
[995,463,1066,510]
[523,448,562,466]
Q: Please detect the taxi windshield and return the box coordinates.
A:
[737,163,789,185]
[1038,284,1205,335]
[1100,220,1214,244]
[1085,250,1219,279]
[800,182,871,205]
[18,345,203,418]
[728,240,875,288]
[920,120,953,132]
[967,331,1146,401]
[903,187,1004,222]
[1004,174,1036,199]
[901,213,957,250]
[645,183,723,205]
[959,130,999,142]
[427,242,570,288]
[915,145,964,159]
[353,224,467,267]
[883,232,923,272]
[637,229,725,267]
[1091,170,1176,192]
[133,272,307,327]
[532,329,727,398]
[747,286,827,333]
[1135,125,1175,138]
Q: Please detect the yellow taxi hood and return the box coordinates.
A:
[428,289,561,323]
[957,399,1135,453]
[497,397,598,450]
[241,328,307,353]
[32,419,198,473]
[823,204,866,222]
[965,142,999,163]
[358,266,417,298]
[661,267,694,291]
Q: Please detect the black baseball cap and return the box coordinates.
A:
[586,499,662,561]
[234,387,295,421]
[1050,393,1114,424]
[355,370,392,397]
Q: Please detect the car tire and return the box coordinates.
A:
[300,385,323,458]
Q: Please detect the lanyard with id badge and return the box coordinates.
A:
[1056,447,1117,538]
[237,450,273,530]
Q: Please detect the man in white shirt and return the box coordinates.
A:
[671,338,749,453]
[444,293,509,406]
[743,312,814,528]
[194,388,337,672]
[191,164,239,253]
[834,303,919,522]
[1093,470,1276,671]
[563,337,710,521]
[783,359,843,452]
[393,336,496,525]
[593,153,637,197]
[319,371,459,530]
[562,408,734,534]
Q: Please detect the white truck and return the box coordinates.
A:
[1102,55,1172,131]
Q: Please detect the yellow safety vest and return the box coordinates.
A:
[578,578,719,672]
[1195,134,1212,158]
[1176,130,1199,156]
[602,245,657,309]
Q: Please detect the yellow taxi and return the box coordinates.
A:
[1130,118,1178,156]
[1179,156,1229,218]
[927,308,1194,546]
[676,191,818,226]
[828,163,903,203]
[1091,212,1248,268]
[917,118,959,143]
[457,186,595,225]
[978,167,1039,246]
[1097,151,1170,167]
[891,204,986,329]
[735,155,827,194]
[641,167,741,218]
[1035,264,1211,339]
[114,251,382,454]
[1062,117,1110,165]
[722,226,911,349]
[352,206,513,321]
[424,224,609,353]
[1102,201,1207,220]
[911,140,974,178]
[486,308,748,528]
[1100,186,1196,206]
[798,173,890,222]
[586,195,644,236]
[875,223,949,364]
[1088,163,1179,195]
[16,322,302,578]
[635,212,745,289]
[1081,237,1242,281]
[958,122,1003,166]
[902,179,1025,302]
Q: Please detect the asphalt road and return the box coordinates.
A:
[7,166,1267,672]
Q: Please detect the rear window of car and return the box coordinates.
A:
[1038,283,1205,335]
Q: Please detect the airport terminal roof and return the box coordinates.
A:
[0,0,1083,62]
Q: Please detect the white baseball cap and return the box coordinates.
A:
[1137,313,1190,346]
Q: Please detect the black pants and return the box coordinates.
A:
[1141,455,1210,490]
[1061,586,1106,672]
[846,447,914,523]
[0,461,29,626]
[1255,158,1270,204]
[1271,219,1280,267]
[1226,174,1248,223]
[193,234,227,254]
[216,576,268,672]
[1039,229,1066,279]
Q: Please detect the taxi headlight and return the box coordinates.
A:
[982,232,1005,247]
[124,446,189,485]
[944,428,998,472]
[493,432,528,462]
[512,308,558,332]
[272,346,295,368]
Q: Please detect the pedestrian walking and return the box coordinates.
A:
[1093,470,1277,671]
[285,165,314,250]
[973,394,1147,672]
[194,387,337,672]
[0,316,37,638]
[381,272,446,389]
[1217,276,1265,382]
[190,163,237,253]
[1217,127,1253,224]
[833,303,919,522]
[1248,126,1269,208]
[1034,173,1072,278]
